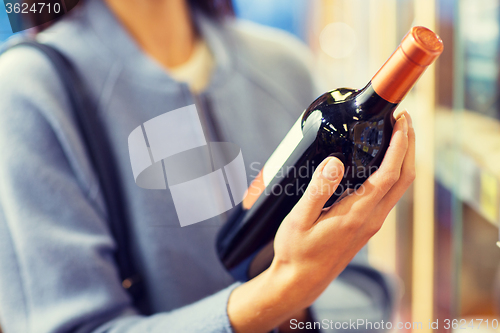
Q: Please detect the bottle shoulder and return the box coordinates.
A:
[301,84,396,160]
[303,84,396,125]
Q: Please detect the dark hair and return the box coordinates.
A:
[188,0,234,19]
[24,0,234,32]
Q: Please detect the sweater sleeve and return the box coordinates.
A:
[0,46,238,333]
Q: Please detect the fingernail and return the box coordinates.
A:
[322,158,343,181]
[401,114,408,136]
[405,111,413,128]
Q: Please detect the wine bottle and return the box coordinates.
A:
[217,26,443,281]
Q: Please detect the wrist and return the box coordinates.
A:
[266,259,311,307]
[227,263,307,333]
[268,258,329,307]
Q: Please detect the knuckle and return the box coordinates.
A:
[341,206,366,229]
[398,169,416,188]
[368,220,383,235]
[380,170,400,190]
[306,179,334,201]
[360,214,384,235]
[387,170,401,184]
[405,169,416,184]
[284,214,307,233]
[343,218,363,233]
[306,184,325,201]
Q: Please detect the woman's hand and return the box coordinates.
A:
[228,112,415,333]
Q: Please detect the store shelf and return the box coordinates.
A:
[435,108,500,227]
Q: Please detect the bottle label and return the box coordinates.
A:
[262,112,304,187]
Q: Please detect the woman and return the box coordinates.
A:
[0,0,414,332]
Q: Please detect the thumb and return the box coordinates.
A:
[289,157,344,225]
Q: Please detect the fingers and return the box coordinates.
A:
[288,157,344,228]
[375,111,416,216]
[336,114,409,215]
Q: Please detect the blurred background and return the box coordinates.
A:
[1,0,500,332]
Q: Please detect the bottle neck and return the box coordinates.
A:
[354,82,398,117]
[371,46,428,104]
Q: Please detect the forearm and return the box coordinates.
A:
[227,263,310,333]
[278,308,316,333]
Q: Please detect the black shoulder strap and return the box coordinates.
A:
[5,41,144,307]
